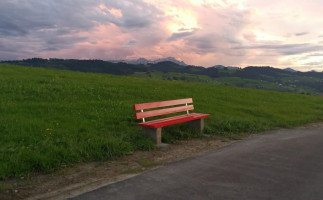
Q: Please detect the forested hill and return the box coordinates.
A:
[1,58,218,76]
[2,58,323,94]
[2,58,148,75]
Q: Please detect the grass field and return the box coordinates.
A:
[132,71,321,94]
[1,64,323,179]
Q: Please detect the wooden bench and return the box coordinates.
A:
[133,98,210,145]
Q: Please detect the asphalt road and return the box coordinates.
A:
[71,124,323,200]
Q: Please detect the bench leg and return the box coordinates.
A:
[187,118,205,134]
[142,127,162,145]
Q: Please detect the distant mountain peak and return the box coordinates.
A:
[211,65,225,68]
[212,65,239,70]
[283,67,298,72]
[128,58,150,65]
[152,57,187,66]
[108,57,187,66]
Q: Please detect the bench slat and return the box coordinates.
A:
[134,98,193,110]
[140,113,206,125]
[135,105,194,119]
[138,113,210,128]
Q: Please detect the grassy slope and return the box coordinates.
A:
[1,64,323,179]
[132,71,321,94]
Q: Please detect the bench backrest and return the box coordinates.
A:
[134,98,194,122]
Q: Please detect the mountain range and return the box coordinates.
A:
[108,57,187,66]
[1,58,322,94]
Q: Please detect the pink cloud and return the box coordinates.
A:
[1,0,323,71]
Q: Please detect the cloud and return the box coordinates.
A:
[100,0,163,29]
[236,43,323,55]
[0,0,104,59]
[123,39,137,47]
[0,0,164,60]
[126,39,137,46]
[306,53,323,57]
[0,0,323,71]
[185,34,218,53]
[167,29,197,41]
[0,0,101,37]
[303,61,322,66]
[295,32,309,36]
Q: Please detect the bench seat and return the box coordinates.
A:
[134,98,210,145]
[138,113,210,128]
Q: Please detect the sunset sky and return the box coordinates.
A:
[1,0,323,71]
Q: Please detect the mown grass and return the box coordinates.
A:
[1,64,323,179]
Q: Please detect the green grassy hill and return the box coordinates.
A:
[3,58,323,94]
[1,64,323,179]
[132,71,322,94]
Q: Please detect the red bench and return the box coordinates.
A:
[134,98,210,145]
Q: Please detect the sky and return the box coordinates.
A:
[1,0,323,71]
